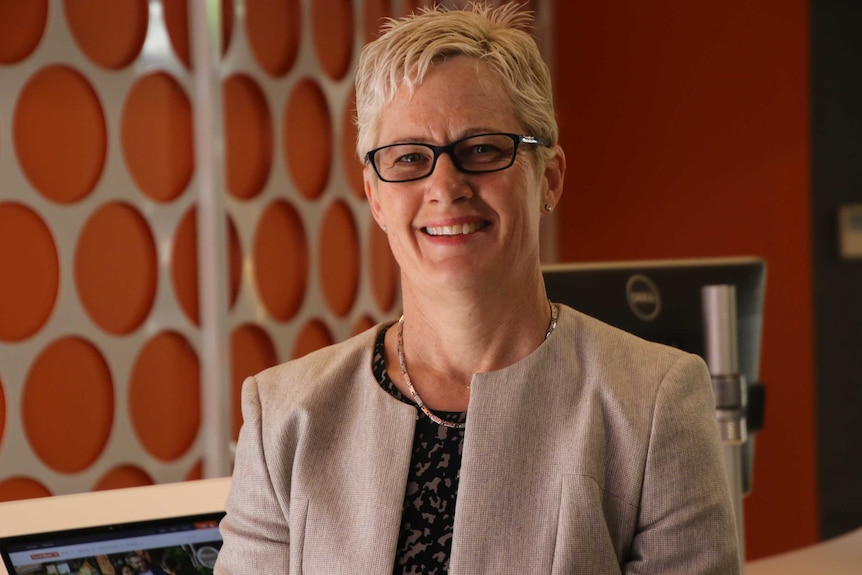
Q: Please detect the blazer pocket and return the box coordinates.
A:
[551,474,635,575]
[289,498,309,575]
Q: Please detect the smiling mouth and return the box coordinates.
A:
[423,221,489,236]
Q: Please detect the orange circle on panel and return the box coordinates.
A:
[311,0,353,80]
[253,200,308,321]
[0,203,59,342]
[170,206,243,325]
[129,331,200,462]
[284,78,332,200]
[224,74,273,200]
[64,0,148,69]
[0,0,47,63]
[363,0,391,41]
[14,65,106,203]
[122,72,194,202]
[245,0,301,76]
[341,88,365,200]
[93,465,154,491]
[292,319,334,359]
[162,0,235,68]
[230,324,278,439]
[23,336,114,473]
[369,221,399,313]
[319,200,360,317]
[0,477,51,502]
[75,202,157,335]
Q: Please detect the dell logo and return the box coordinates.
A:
[626,274,661,321]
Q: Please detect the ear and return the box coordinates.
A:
[541,145,566,211]
[364,166,387,231]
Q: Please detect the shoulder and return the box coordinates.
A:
[555,303,694,367]
[248,321,391,405]
[259,322,386,379]
[550,304,710,402]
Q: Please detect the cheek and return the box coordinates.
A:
[508,170,544,221]
[373,189,419,235]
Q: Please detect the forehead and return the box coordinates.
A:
[376,56,518,143]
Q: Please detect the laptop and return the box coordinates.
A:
[0,511,224,575]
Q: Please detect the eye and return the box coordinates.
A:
[395,151,429,164]
[377,144,432,167]
[457,135,513,166]
[470,143,504,156]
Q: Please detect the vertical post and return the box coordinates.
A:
[702,285,747,569]
[190,0,231,478]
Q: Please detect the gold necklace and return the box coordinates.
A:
[396,300,559,429]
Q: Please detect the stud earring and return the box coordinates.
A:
[544,203,553,213]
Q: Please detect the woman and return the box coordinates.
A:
[215,4,739,574]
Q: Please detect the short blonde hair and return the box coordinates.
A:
[354,3,558,163]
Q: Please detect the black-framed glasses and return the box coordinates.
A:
[366,132,548,183]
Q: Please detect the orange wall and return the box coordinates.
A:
[554,1,817,560]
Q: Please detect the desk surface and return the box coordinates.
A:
[2,479,860,574]
[745,527,862,574]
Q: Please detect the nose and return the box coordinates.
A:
[426,152,473,203]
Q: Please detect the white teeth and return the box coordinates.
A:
[425,223,480,236]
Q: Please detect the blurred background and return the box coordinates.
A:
[0,0,859,563]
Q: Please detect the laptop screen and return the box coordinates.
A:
[0,511,224,575]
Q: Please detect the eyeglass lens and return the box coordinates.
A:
[372,133,519,182]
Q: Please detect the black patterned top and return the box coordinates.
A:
[372,325,467,575]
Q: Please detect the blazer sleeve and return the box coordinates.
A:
[215,376,291,574]
[625,353,741,575]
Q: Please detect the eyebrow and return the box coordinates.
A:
[380,128,511,146]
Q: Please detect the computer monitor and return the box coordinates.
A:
[542,256,767,492]
[542,256,766,395]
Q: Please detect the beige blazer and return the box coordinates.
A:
[215,305,740,574]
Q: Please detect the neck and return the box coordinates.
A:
[386,276,553,409]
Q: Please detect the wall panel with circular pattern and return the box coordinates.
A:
[0,0,550,501]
